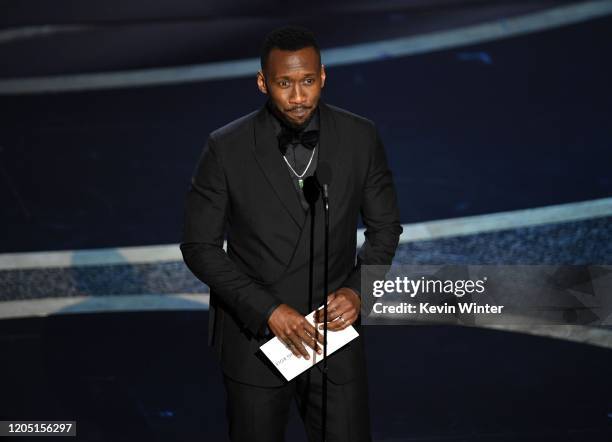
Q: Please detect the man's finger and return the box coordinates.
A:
[324,318,345,331]
[315,310,333,324]
[300,329,322,354]
[304,322,325,345]
[320,292,336,313]
[315,298,339,323]
[284,340,301,357]
[318,312,353,331]
[332,297,353,313]
[288,333,310,359]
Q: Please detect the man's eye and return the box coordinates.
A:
[279,81,290,87]
[304,78,314,85]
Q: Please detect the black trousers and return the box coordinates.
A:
[222,367,372,442]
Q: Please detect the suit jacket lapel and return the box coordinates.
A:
[253,105,306,228]
[316,102,339,189]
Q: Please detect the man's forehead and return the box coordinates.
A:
[266,47,320,76]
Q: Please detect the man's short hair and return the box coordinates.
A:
[260,26,321,71]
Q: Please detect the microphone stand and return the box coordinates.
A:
[303,175,330,442]
[321,183,329,442]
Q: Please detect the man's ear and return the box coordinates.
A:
[320,64,326,89]
[257,71,268,94]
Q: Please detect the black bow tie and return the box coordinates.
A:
[278,128,319,155]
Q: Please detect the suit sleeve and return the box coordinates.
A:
[180,136,282,337]
[341,125,403,295]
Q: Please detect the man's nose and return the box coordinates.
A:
[289,84,306,104]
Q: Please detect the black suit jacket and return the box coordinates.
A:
[180,101,402,387]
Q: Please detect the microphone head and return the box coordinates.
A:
[315,162,332,187]
[302,176,320,205]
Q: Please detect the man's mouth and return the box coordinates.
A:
[289,107,309,117]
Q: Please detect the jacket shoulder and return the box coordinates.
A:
[209,109,258,143]
[325,103,375,130]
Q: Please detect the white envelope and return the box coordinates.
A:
[260,307,359,381]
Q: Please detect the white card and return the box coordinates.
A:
[259,307,359,381]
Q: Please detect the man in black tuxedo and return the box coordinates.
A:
[181,26,402,442]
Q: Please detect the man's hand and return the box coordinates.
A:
[267,304,324,359]
[314,287,360,331]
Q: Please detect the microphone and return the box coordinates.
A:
[302,176,320,206]
[315,163,332,188]
[302,162,332,205]
[316,162,333,199]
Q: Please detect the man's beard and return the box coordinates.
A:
[268,100,316,132]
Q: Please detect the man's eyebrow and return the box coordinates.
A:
[273,72,318,80]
